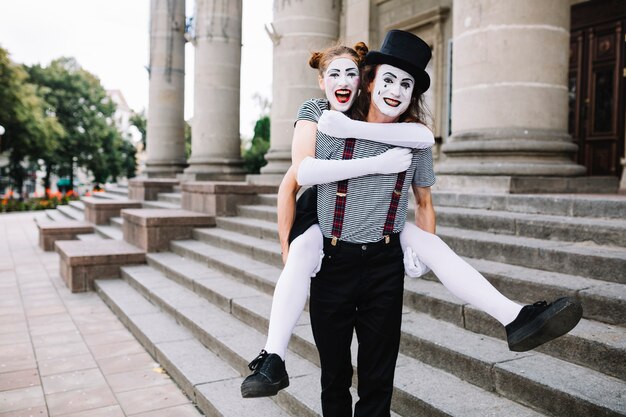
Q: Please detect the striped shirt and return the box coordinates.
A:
[296,98,436,243]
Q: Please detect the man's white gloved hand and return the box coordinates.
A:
[296,148,411,186]
[403,247,430,278]
[317,109,354,138]
[371,148,412,174]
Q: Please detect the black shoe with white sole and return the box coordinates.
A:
[506,297,583,352]
[241,350,289,398]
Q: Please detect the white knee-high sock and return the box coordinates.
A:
[264,225,324,359]
[400,222,522,325]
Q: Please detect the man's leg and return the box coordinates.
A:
[310,244,360,417]
[354,242,405,417]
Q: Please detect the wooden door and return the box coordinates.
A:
[569,1,625,177]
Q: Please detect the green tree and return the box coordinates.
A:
[242,116,270,174]
[26,58,124,188]
[0,46,63,197]
[129,110,147,149]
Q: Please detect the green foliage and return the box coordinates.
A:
[130,110,147,148]
[242,116,270,174]
[0,189,78,213]
[184,121,192,160]
[26,57,136,187]
[0,46,64,194]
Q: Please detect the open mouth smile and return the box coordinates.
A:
[335,89,352,104]
[383,97,401,107]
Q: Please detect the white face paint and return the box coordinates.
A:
[322,57,360,112]
[372,64,415,118]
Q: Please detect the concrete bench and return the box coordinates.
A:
[82,197,142,225]
[55,240,145,292]
[128,178,179,201]
[181,181,278,216]
[122,209,215,252]
[37,221,95,251]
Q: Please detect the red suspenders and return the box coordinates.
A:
[330,140,408,246]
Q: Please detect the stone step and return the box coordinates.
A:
[237,202,626,248]
[436,225,626,284]
[94,279,292,417]
[433,206,626,247]
[110,216,123,230]
[94,225,123,240]
[76,233,105,241]
[165,239,626,379]
[45,209,68,222]
[187,226,626,325]
[157,192,182,204]
[56,204,85,221]
[432,192,626,220]
[402,278,626,380]
[105,186,129,197]
[90,191,126,200]
[69,200,85,212]
[142,200,181,210]
[117,265,545,417]
[255,192,626,220]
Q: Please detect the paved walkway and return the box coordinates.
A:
[0,212,204,417]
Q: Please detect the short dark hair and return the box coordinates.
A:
[350,64,428,124]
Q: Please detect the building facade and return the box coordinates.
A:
[144,0,625,193]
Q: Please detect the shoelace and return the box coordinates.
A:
[248,349,268,371]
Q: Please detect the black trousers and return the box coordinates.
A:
[309,235,405,417]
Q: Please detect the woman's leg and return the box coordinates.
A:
[264,224,324,358]
[400,222,522,325]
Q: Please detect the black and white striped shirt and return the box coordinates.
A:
[296,98,436,243]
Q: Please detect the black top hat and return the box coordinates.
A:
[365,30,432,93]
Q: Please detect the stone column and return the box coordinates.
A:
[256,0,341,182]
[183,0,246,181]
[437,0,587,192]
[144,0,187,178]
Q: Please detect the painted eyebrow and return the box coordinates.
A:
[401,78,414,84]
[383,72,397,79]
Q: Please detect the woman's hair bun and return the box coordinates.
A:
[353,41,369,64]
[309,51,323,69]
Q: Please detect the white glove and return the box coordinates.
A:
[317,109,435,149]
[317,109,355,139]
[403,247,430,278]
[311,250,324,277]
[296,148,411,186]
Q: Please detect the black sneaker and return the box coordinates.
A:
[506,297,583,352]
[240,350,289,398]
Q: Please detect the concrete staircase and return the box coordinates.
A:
[38,183,183,242]
[83,190,626,416]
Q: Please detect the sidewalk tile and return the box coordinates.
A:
[35,342,90,361]
[89,340,145,360]
[83,330,136,348]
[0,369,40,392]
[38,355,97,377]
[0,332,30,346]
[31,331,83,348]
[105,368,172,393]
[96,352,158,375]
[56,405,124,417]
[0,385,45,413]
[0,356,37,374]
[76,320,125,336]
[46,385,117,417]
[129,403,203,417]
[42,368,107,395]
[116,384,191,415]
[29,322,77,337]
[0,405,48,417]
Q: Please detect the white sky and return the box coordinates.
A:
[0,0,273,139]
